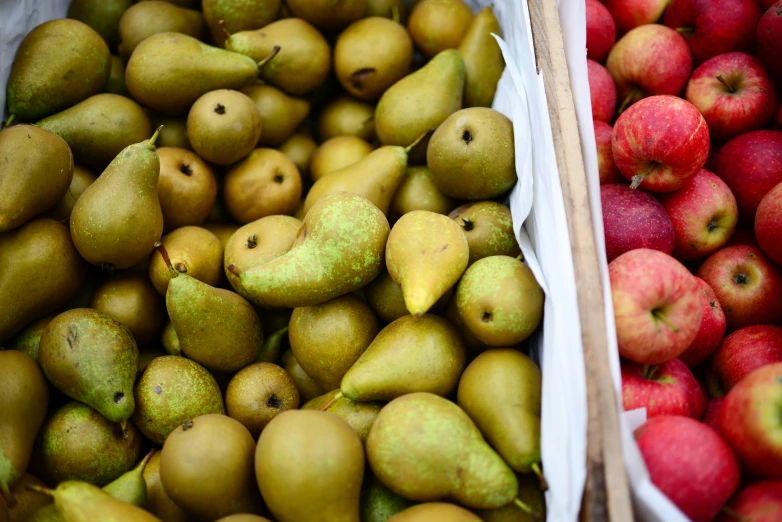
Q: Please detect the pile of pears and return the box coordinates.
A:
[0,0,548,521]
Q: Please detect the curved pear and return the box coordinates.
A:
[203,0,280,47]
[458,7,504,108]
[118,1,205,58]
[28,482,161,522]
[303,391,383,444]
[102,451,154,506]
[242,84,310,147]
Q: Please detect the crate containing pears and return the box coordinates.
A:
[0,0,626,521]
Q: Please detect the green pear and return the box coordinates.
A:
[141,452,192,522]
[389,504,482,521]
[228,192,390,308]
[366,392,518,509]
[38,94,152,170]
[70,129,163,270]
[160,322,182,357]
[225,363,300,437]
[449,202,520,265]
[148,226,224,296]
[7,316,53,362]
[68,0,133,50]
[47,166,98,222]
[302,391,382,444]
[0,125,73,232]
[279,130,317,177]
[389,166,456,222]
[259,326,288,364]
[375,49,464,160]
[386,210,469,316]
[38,309,138,423]
[118,1,205,58]
[28,481,161,522]
[149,117,190,149]
[319,96,376,142]
[7,20,110,121]
[203,0,281,47]
[280,351,325,403]
[365,269,452,323]
[340,314,465,402]
[242,84,310,146]
[458,7,504,108]
[106,57,130,96]
[476,473,546,522]
[360,474,413,522]
[101,451,154,506]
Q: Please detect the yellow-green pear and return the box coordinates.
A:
[279,130,317,177]
[106,56,129,96]
[407,0,474,58]
[458,7,504,108]
[118,1,205,58]
[6,473,52,522]
[241,84,310,147]
[47,167,97,222]
[389,504,482,521]
[449,202,520,265]
[203,0,280,47]
[27,481,161,522]
[285,0,367,31]
[68,0,133,50]
[302,391,382,444]
[365,270,452,323]
[280,351,324,403]
[360,474,413,522]
[476,473,546,522]
[389,166,456,222]
[310,136,373,182]
[319,97,376,142]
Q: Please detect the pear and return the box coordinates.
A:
[228,192,389,308]
[215,516,271,522]
[258,326,288,364]
[0,501,7,522]
[68,0,133,50]
[476,473,546,522]
[150,118,190,149]
[118,1,205,58]
[6,316,52,362]
[0,352,48,501]
[302,391,382,444]
[286,0,367,30]
[279,130,317,177]
[90,272,165,345]
[125,33,264,116]
[133,356,225,444]
[459,7,504,108]
[6,473,52,522]
[456,256,543,346]
[38,309,138,423]
[148,226,224,295]
[445,297,491,354]
[142,452,192,522]
[360,474,413,522]
[106,57,130,96]
[27,481,160,522]
[375,50,464,161]
[36,401,141,486]
[365,270,452,323]
[407,0,474,58]
[161,415,260,520]
[386,210,469,316]
[367,392,518,509]
[102,451,154,507]
[226,363,300,438]
[160,323,182,357]
[203,0,280,47]
[0,125,73,232]
[47,167,97,222]
[225,19,331,96]
[7,19,110,121]
[366,0,408,20]
[290,295,380,391]
[157,148,217,230]
[319,97,376,142]
[389,166,456,222]
[70,130,163,270]
[310,136,373,182]
[242,84,310,147]
[204,224,240,250]
[255,410,364,522]
[389,504,482,521]
[280,351,325,403]
[449,202,520,264]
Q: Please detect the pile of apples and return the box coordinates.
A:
[588,0,782,519]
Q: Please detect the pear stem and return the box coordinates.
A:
[258,46,281,70]
[715,73,735,93]
[391,4,401,24]
[137,450,155,472]
[119,419,129,436]
[3,114,16,128]
[25,484,54,497]
[531,462,548,491]
[319,392,344,411]
[1,482,16,507]
[155,242,180,275]
[226,264,242,277]
[630,163,657,190]
[217,19,231,40]
[404,128,434,153]
[149,126,163,147]
[514,498,541,520]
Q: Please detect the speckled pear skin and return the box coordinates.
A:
[46,481,162,522]
[302,390,382,444]
[38,309,138,423]
[366,392,518,509]
[233,192,390,308]
[386,210,469,316]
[203,0,281,47]
[360,474,412,522]
[458,7,504,109]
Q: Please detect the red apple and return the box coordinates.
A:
[712,325,782,393]
[775,101,782,130]
[621,358,707,418]
[663,0,762,64]
[588,59,617,123]
[756,181,782,265]
[610,248,703,364]
[685,52,778,140]
[697,245,782,331]
[604,0,672,34]
[612,95,710,192]
[601,184,675,262]
[594,121,625,185]
[606,25,693,112]
[757,1,782,80]
[715,481,782,522]
[703,396,725,432]
[725,225,759,248]
[720,362,782,479]
[716,130,782,223]
[586,0,617,63]
[761,0,778,9]
[679,277,727,367]
[658,169,738,261]
[635,415,740,522]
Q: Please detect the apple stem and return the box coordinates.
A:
[319,392,344,411]
[257,45,281,70]
[641,364,658,380]
[630,163,657,190]
[617,91,638,114]
[514,498,542,520]
[652,310,680,333]
[531,462,548,491]
[675,26,694,36]
[715,73,735,93]
[720,507,750,522]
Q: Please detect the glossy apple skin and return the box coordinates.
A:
[606,25,693,111]
[715,481,782,522]
[588,59,617,123]
[679,277,727,367]
[594,121,625,185]
[757,2,782,80]
[712,325,782,393]
[716,130,782,223]
[685,52,778,140]
[635,415,740,522]
[601,184,674,262]
[586,0,617,63]
[703,396,725,432]
[720,362,782,479]
[697,245,782,331]
[755,181,782,265]
[663,0,762,64]
[604,0,672,34]
[658,169,738,261]
[621,358,706,418]
[610,248,703,364]
[612,95,710,192]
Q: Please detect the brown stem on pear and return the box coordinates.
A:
[138,450,155,472]
[2,114,16,129]
[715,73,736,93]
[404,128,435,153]
[720,507,749,522]
[531,462,548,491]
[257,46,281,70]
[319,392,344,411]
[1,482,16,507]
[391,4,401,24]
[630,162,658,190]
[350,68,377,91]
[226,264,242,277]
[155,242,181,276]
[25,484,53,497]
[516,253,525,262]
[652,309,680,333]
[119,419,130,436]
[514,498,541,520]
[149,126,163,147]
[217,19,231,40]
[182,420,194,431]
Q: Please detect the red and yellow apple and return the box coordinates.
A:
[757,1,782,80]
[588,59,617,123]
[594,121,625,185]
[755,181,782,265]
[621,357,707,419]
[712,325,782,392]
[586,0,617,63]
[604,0,672,34]
[679,277,727,368]
[715,481,782,522]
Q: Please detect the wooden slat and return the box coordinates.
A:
[526,2,635,521]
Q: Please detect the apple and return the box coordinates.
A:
[757,1,782,81]
[716,130,782,223]
[756,181,782,265]
[703,396,725,432]
[725,225,759,248]
[612,95,710,192]
[606,25,693,112]
[720,362,782,479]
[775,101,782,130]
[658,169,738,261]
[663,0,762,64]
[603,0,672,34]
[761,0,779,9]
[588,59,617,123]
[685,52,778,140]
[594,121,625,185]
[697,245,782,331]
[586,0,617,63]
[601,184,674,262]
[610,248,703,364]
[679,277,727,368]
[635,415,740,522]
[712,325,782,393]
[715,481,782,522]
[621,358,707,419]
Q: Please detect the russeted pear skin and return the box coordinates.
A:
[255,410,364,522]
[225,363,300,438]
[37,481,162,522]
[388,503,482,522]
[0,219,86,342]
[0,352,48,499]
[157,148,217,230]
[458,7,504,108]
[302,391,382,444]
[6,19,110,121]
[203,0,280,47]
[118,1,206,58]
[231,192,389,308]
[142,452,192,522]
[0,125,73,232]
[366,393,518,509]
[67,0,133,50]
